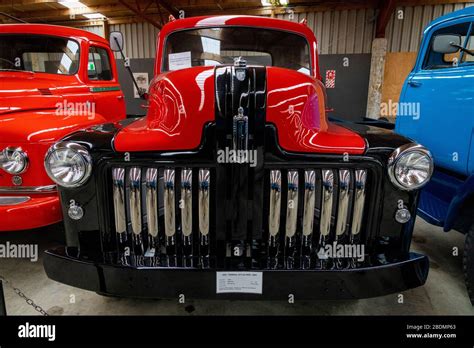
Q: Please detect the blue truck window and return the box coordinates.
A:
[423,21,473,69]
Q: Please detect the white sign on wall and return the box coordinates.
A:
[133,72,149,99]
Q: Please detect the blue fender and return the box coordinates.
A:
[444,173,474,232]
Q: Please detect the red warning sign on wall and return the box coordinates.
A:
[325,70,336,89]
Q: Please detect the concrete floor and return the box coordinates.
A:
[1,218,473,315]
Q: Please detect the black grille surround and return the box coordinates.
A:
[100,66,383,271]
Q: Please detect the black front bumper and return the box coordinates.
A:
[44,248,429,300]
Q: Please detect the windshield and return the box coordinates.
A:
[0,35,80,75]
[163,27,311,75]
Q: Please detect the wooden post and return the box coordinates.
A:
[366,0,396,119]
[102,19,110,40]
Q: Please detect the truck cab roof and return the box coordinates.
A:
[0,23,108,44]
[424,6,474,31]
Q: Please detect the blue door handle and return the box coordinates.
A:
[408,80,423,87]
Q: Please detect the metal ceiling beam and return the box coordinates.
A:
[117,0,163,28]
[375,0,397,38]
[156,0,179,18]
[4,4,125,20]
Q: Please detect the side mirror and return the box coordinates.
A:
[432,34,462,54]
[109,31,124,52]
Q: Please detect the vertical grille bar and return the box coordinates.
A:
[285,170,298,269]
[181,169,193,237]
[302,170,316,269]
[145,168,159,263]
[351,169,367,238]
[320,169,334,238]
[145,168,159,238]
[268,170,282,237]
[129,167,142,235]
[129,167,144,261]
[198,169,210,267]
[163,168,176,266]
[302,170,316,236]
[181,168,193,266]
[285,170,299,238]
[112,167,128,265]
[164,169,176,237]
[268,169,281,268]
[349,169,367,268]
[335,169,351,239]
[112,168,126,234]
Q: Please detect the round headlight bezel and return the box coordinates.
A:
[388,143,433,191]
[45,142,92,188]
[0,147,29,174]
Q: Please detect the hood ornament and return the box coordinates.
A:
[233,107,248,151]
[234,57,247,81]
[234,56,247,67]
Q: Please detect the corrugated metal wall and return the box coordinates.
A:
[79,2,474,57]
[83,25,104,38]
[277,2,474,54]
[80,23,159,59]
[386,2,474,52]
[276,9,376,54]
[109,22,160,59]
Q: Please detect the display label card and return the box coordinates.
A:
[168,51,191,71]
[216,272,263,294]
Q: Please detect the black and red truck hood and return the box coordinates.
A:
[113,66,366,155]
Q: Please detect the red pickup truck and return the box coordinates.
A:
[0,24,126,231]
[44,16,434,300]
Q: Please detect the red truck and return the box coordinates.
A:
[44,16,434,300]
[0,24,126,231]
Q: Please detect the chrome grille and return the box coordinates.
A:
[108,166,369,269]
[266,168,368,269]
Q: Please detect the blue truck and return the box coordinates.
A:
[396,6,474,305]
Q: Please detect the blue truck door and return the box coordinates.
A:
[397,20,474,176]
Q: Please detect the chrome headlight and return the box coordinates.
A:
[0,147,28,174]
[45,142,92,188]
[388,143,433,191]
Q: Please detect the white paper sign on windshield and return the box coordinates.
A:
[168,51,192,71]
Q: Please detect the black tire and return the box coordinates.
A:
[464,225,474,305]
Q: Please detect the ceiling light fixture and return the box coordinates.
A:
[83,12,106,19]
[58,0,86,9]
[261,0,289,6]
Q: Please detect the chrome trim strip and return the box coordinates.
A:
[0,185,57,194]
[335,169,351,236]
[268,170,281,237]
[285,170,299,238]
[320,169,334,237]
[145,168,159,238]
[163,169,176,237]
[0,196,31,205]
[129,167,142,235]
[198,169,210,237]
[181,169,193,237]
[302,170,316,236]
[351,169,367,236]
[112,168,126,234]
